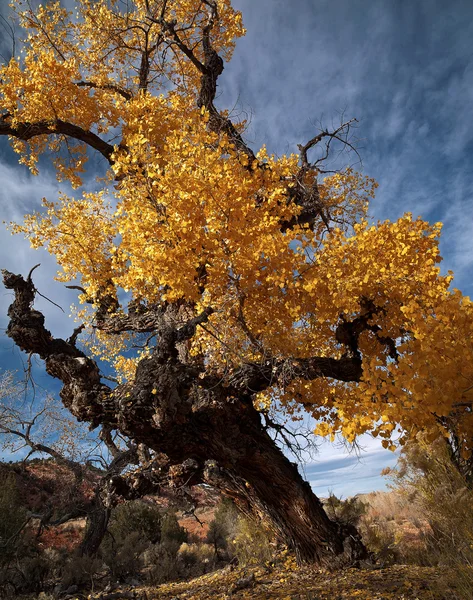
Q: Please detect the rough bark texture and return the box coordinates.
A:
[2,268,368,567]
[79,495,111,557]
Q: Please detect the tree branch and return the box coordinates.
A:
[280,118,360,232]
[75,80,133,101]
[297,118,359,170]
[96,302,213,342]
[148,4,256,163]
[0,115,115,164]
[2,269,116,427]
[229,354,363,394]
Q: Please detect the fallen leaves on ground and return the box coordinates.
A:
[94,561,457,600]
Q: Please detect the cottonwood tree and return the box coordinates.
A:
[2,0,473,565]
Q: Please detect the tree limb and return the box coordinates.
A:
[2,269,116,427]
[0,115,115,164]
[75,80,133,101]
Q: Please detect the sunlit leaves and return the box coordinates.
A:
[4,0,473,457]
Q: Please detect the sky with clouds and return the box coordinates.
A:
[0,0,472,497]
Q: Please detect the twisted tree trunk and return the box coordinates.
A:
[2,269,367,567]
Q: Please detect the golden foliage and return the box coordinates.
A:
[3,1,473,455]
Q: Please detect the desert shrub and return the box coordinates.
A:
[144,541,182,585]
[232,516,274,566]
[109,500,162,544]
[324,493,366,527]
[100,500,164,581]
[0,472,27,565]
[384,435,473,597]
[358,512,400,565]
[179,542,215,576]
[323,493,409,566]
[143,513,189,584]
[355,488,434,566]
[59,553,103,589]
[207,498,273,565]
[101,530,149,581]
[0,471,51,597]
[101,502,188,582]
[206,498,239,557]
[160,511,188,548]
[145,541,216,585]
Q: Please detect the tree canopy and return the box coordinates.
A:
[3,0,472,452]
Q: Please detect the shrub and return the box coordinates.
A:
[100,500,164,581]
[324,493,366,527]
[232,516,274,566]
[59,554,103,589]
[160,511,188,548]
[0,472,27,565]
[384,435,473,597]
[179,542,215,576]
[109,500,162,544]
[101,529,149,581]
[0,471,51,597]
[358,512,400,565]
[207,498,274,566]
[206,498,239,557]
[144,542,182,585]
[101,501,189,583]
[145,541,216,584]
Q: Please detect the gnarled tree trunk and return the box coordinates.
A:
[2,269,367,566]
[199,405,365,566]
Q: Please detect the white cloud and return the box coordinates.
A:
[0,160,77,339]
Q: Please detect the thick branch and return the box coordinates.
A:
[335,299,398,361]
[149,5,256,162]
[76,80,133,101]
[103,455,201,506]
[96,303,213,342]
[107,444,140,475]
[2,269,115,427]
[0,115,115,164]
[96,304,167,334]
[230,354,363,393]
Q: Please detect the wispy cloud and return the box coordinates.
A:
[225,0,473,300]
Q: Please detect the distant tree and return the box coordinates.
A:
[0,371,141,556]
[2,0,473,566]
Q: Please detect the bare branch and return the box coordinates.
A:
[297,118,359,170]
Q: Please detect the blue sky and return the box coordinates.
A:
[1,0,472,497]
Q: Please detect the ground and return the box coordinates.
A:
[88,561,455,599]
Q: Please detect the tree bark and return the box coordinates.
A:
[79,494,111,557]
[199,403,366,566]
[2,269,367,567]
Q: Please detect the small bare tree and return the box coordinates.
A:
[0,371,141,556]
